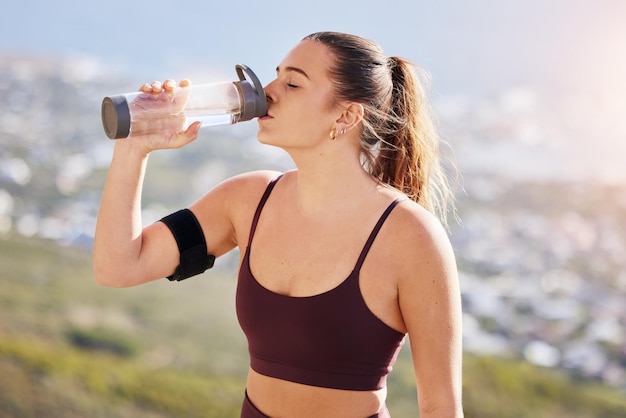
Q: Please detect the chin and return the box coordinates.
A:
[256,129,270,145]
[257,129,281,147]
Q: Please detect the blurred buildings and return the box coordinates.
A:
[1,54,625,390]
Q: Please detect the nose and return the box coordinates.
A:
[263,80,277,104]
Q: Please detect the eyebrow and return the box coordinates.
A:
[276,65,310,80]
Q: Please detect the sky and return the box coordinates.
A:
[2,0,625,98]
[2,0,625,182]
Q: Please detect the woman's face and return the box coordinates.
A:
[257,40,342,150]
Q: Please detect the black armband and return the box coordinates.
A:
[159,209,215,282]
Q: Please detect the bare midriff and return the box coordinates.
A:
[246,369,386,418]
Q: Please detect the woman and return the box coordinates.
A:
[94,32,463,417]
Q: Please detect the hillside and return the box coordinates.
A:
[1,236,625,417]
[1,53,626,417]
[2,53,626,391]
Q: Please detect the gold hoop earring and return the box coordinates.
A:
[329,128,337,140]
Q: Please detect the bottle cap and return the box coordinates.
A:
[101,95,131,139]
[233,64,267,122]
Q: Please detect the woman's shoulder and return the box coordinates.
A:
[226,169,285,186]
[214,169,285,199]
[372,196,459,300]
[192,169,284,219]
[381,196,455,264]
[191,170,286,248]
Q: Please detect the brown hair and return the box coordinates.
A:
[303,32,456,225]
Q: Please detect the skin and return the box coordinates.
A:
[93,40,463,417]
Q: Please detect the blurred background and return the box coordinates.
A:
[1,0,625,417]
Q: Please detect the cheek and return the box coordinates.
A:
[292,113,331,143]
[258,92,336,145]
[299,95,336,131]
[285,98,329,134]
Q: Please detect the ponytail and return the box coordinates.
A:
[369,57,455,225]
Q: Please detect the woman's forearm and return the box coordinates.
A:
[93,139,150,286]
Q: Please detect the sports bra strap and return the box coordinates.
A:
[354,197,408,272]
[247,174,283,247]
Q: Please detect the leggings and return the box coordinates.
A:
[241,391,268,418]
[241,391,391,418]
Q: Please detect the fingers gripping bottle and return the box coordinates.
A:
[101,64,267,139]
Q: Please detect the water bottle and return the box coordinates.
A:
[101,64,267,139]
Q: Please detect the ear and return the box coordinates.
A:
[335,102,364,131]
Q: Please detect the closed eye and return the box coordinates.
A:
[287,83,299,89]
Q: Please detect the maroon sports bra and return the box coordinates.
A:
[236,176,407,391]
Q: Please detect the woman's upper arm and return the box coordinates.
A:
[396,209,464,416]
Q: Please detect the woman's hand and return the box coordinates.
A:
[127,79,201,154]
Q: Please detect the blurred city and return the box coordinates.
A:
[1,51,624,393]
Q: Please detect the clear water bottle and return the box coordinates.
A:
[101,64,267,139]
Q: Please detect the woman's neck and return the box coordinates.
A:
[285,152,379,217]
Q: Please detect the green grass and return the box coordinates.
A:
[1,236,625,417]
[0,338,242,418]
[462,355,626,418]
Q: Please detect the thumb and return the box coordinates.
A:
[167,121,202,148]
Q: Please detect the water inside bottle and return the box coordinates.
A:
[187,114,237,128]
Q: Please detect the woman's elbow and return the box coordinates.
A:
[93,261,141,288]
[419,402,464,418]
[93,268,126,288]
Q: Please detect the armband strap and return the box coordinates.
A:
[159,209,215,281]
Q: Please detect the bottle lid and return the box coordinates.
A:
[233,64,267,122]
[101,95,131,139]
